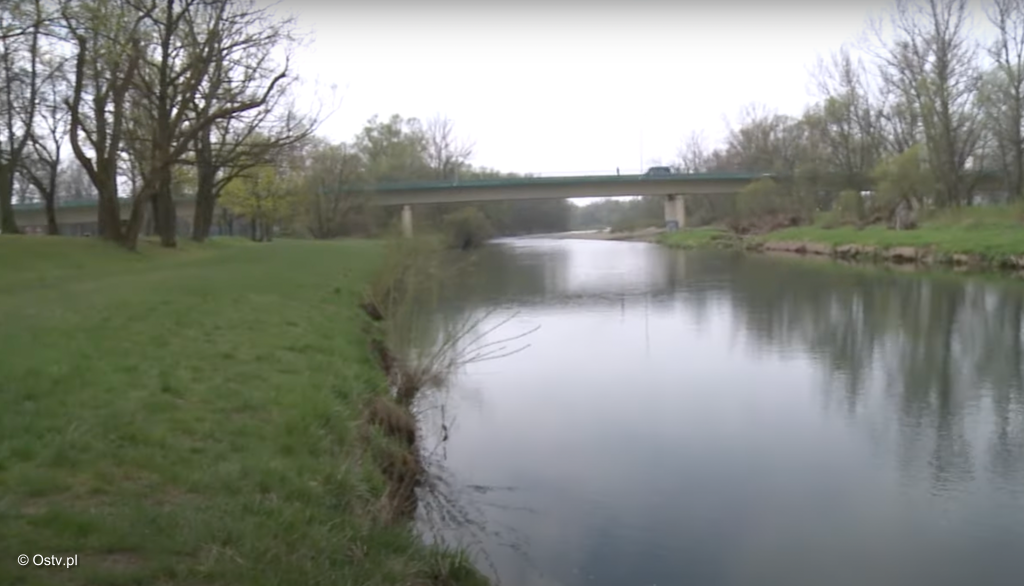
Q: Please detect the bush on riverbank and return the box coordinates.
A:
[832,189,867,225]
[728,178,809,234]
[441,206,494,250]
[0,237,486,586]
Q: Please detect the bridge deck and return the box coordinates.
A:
[9,169,1009,214]
[363,172,770,192]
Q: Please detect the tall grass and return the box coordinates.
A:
[364,236,536,405]
[363,236,538,585]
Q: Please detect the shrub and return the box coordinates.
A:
[441,206,494,250]
[835,189,865,223]
[869,145,933,226]
[730,178,809,233]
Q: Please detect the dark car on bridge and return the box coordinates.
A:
[644,166,674,177]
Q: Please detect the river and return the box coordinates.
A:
[415,238,1024,586]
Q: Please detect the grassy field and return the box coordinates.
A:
[0,236,484,586]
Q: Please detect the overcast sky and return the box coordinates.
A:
[279,0,987,177]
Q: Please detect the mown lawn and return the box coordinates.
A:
[0,236,483,586]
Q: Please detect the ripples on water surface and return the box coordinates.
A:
[415,238,1024,586]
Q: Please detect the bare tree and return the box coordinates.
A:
[179,0,314,243]
[424,114,473,181]
[190,105,318,242]
[298,138,366,239]
[20,47,69,234]
[676,130,709,173]
[116,0,293,249]
[0,0,47,234]
[876,58,923,155]
[870,0,983,207]
[983,0,1024,198]
[809,45,883,189]
[723,104,803,174]
[56,160,97,202]
[63,0,146,243]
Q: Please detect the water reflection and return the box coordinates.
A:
[419,239,1024,586]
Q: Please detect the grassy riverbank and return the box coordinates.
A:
[659,226,743,249]
[0,237,485,586]
[661,205,1024,268]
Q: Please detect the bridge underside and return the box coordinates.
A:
[364,176,754,207]
[367,177,751,236]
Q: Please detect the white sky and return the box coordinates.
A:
[278,0,989,177]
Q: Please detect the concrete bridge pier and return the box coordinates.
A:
[401,205,413,238]
[664,194,686,231]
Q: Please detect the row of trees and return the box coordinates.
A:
[0,0,574,245]
[22,0,1020,242]
[208,113,576,242]
[672,0,1024,230]
[569,197,662,232]
[0,0,315,248]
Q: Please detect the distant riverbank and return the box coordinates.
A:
[660,205,1024,273]
[519,227,665,242]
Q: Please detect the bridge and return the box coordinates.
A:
[358,172,769,236]
[10,172,768,237]
[9,169,1010,237]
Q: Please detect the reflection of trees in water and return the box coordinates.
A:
[435,244,570,309]
[418,244,1024,582]
[672,254,1024,493]
[438,246,1024,493]
[437,242,681,313]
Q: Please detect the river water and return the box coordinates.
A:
[416,238,1024,586]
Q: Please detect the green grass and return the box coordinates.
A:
[659,226,742,249]
[760,205,1024,257]
[659,206,1024,261]
[0,236,486,586]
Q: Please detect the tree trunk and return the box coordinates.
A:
[146,161,177,248]
[93,160,125,242]
[0,164,20,234]
[43,164,58,235]
[192,170,216,242]
[218,208,233,236]
[44,196,58,235]
[97,195,124,242]
[192,194,215,242]
[192,128,217,242]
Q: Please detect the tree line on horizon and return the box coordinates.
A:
[666,0,1024,231]
[5,0,1024,245]
[0,0,576,244]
